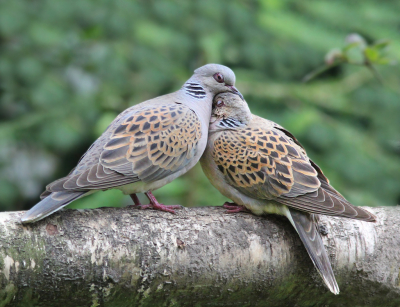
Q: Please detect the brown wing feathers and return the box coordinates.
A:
[213,126,376,222]
[101,105,201,176]
[43,104,202,194]
[213,128,319,197]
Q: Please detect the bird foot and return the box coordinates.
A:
[138,203,183,214]
[222,202,250,213]
[129,192,182,214]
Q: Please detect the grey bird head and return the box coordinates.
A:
[210,93,252,131]
[188,64,243,99]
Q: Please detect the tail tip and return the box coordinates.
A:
[332,287,340,295]
[326,279,340,295]
[325,280,340,295]
[364,209,377,223]
[20,214,33,224]
[20,212,43,224]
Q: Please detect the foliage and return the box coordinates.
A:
[0,0,399,212]
[304,33,395,83]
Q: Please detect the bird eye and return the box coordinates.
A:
[213,73,224,83]
[216,100,225,107]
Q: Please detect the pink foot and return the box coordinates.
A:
[130,191,182,214]
[223,202,250,214]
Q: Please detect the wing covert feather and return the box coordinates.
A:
[213,127,318,198]
[101,103,202,182]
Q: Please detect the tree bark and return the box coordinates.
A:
[0,206,399,307]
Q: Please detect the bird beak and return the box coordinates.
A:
[226,85,244,101]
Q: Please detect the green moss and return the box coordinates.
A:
[0,284,17,307]
[16,288,39,307]
[0,255,4,272]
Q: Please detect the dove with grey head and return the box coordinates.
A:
[21,64,242,223]
[200,93,377,295]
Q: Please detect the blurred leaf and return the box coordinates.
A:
[305,33,396,83]
[372,39,391,50]
[343,42,362,53]
[364,47,379,63]
[29,22,64,46]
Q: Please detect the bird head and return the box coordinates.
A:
[189,64,243,99]
[210,93,252,131]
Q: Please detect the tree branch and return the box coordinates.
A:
[0,206,398,306]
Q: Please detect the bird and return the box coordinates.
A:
[200,92,377,295]
[21,64,243,224]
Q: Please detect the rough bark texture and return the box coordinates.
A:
[0,206,399,307]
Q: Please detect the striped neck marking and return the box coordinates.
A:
[218,118,246,129]
[184,82,206,99]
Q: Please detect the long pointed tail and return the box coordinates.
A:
[21,191,87,224]
[286,208,339,295]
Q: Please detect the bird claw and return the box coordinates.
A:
[222,202,250,214]
[138,203,182,214]
[129,192,182,214]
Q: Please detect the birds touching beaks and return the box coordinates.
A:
[21,64,242,224]
[200,92,377,295]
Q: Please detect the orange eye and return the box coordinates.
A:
[213,73,224,83]
[216,100,225,107]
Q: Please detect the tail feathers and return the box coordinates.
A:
[21,191,87,224]
[287,208,340,295]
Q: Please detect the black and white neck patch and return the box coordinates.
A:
[218,118,246,129]
[184,82,207,99]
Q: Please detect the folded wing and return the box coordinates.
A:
[212,126,376,222]
[43,103,202,193]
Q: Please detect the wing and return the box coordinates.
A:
[100,103,202,181]
[213,126,376,222]
[44,103,202,193]
[213,127,319,198]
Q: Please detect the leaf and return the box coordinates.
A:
[364,47,379,63]
[343,42,362,52]
[372,39,391,50]
[374,57,391,65]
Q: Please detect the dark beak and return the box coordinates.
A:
[226,85,244,101]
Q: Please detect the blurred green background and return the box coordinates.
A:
[0,0,399,213]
